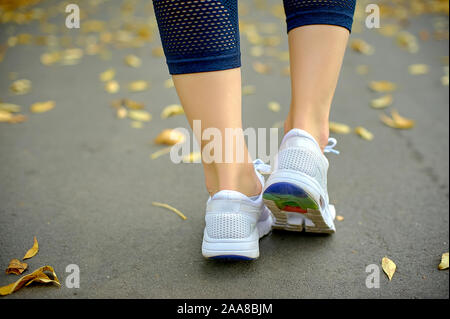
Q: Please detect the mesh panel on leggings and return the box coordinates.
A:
[153,0,239,56]
[206,213,252,239]
[283,0,355,15]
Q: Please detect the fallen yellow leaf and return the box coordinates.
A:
[369,81,397,93]
[380,109,415,129]
[105,80,119,93]
[161,104,184,119]
[150,146,172,160]
[0,110,13,122]
[154,129,186,145]
[10,79,31,95]
[370,94,393,109]
[182,151,201,163]
[382,256,396,281]
[23,236,38,260]
[329,122,351,134]
[0,265,60,296]
[30,101,55,113]
[253,61,271,74]
[128,80,149,92]
[5,259,28,275]
[268,101,280,112]
[128,110,151,122]
[336,215,344,221]
[124,54,141,68]
[355,126,373,141]
[152,202,187,220]
[0,103,21,113]
[408,64,429,75]
[123,99,144,110]
[99,68,115,82]
[350,39,374,55]
[438,252,449,270]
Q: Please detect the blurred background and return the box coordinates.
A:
[0,0,448,298]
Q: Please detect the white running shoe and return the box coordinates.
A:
[202,160,274,260]
[263,129,338,234]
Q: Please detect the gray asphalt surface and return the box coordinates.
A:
[0,0,448,298]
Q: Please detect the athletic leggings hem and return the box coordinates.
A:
[167,53,241,75]
[286,10,354,33]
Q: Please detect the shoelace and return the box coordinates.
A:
[324,138,339,155]
[253,159,272,174]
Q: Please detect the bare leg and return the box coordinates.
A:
[285,25,350,150]
[173,68,261,197]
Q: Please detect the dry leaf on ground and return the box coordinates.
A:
[161,104,184,119]
[369,81,397,93]
[355,126,373,141]
[150,146,172,160]
[0,265,60,296]
[128,110,151,122]
[329,122,351,134]
[380,109,415,129]
[23,236,39,260]
[253,61,271,74]
[30,101,55,113]
[408,64,429,75]
[5,259,28,275]
[382,256,396,281]
[105,80,119,93]
[99,68,115,82]
[350,39,374,55]
[123,99,144,110]
[371,94,393,109]
[128,80,149,92]
[336,215,344,221]
[0,103,21,113]
[182,151,201,163]
[154,129,186,145]
[124,54,141,67]
[438,252,449,270]
[152,202,187,220]
[268,101,280,112]
[10,79,31,95]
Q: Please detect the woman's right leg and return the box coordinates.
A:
[153,0,272,260]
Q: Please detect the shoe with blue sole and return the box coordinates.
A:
[263,129,338,234]
[202,160,274,260]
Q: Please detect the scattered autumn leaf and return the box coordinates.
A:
[253,61,271,74]
[152,202,187,220]
[5,259,28,275]
[116,107,127,119]
[408,64,429,75]
[268,101,280,112]
[154,129,186,145]
[371,94,393,109]
[369,81,397,93]
[380,109,415,129]
[438,252,449,270]
[329,121,351,134]
[23,236,38,260]
[396,31,419,53]
[355,126,373,141]
[0,265,60,296]
[336,215,344,221]
[242,85,256,96]
[382,256,396,281]
[350,39,374,55]
[105,80,120,93]
[30,101,55,113]
[99,68,115,82]
[124,54,141,67]
[123,99,144,110]
[10,79,31,95]
[182,151,201,163]
[128,80,149,92]
[128,110,151,122]
[161,104,184,119]
[150,146,172,160]
[0,103,21,113]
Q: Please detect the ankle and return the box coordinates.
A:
[210,163,262,197]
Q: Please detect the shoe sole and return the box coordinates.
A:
[202,209,274,261]
[263,182,335,234]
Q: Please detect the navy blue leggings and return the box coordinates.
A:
[153,0,356,75]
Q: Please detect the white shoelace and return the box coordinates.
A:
[253,159,272,174]
[324,138,339,155]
